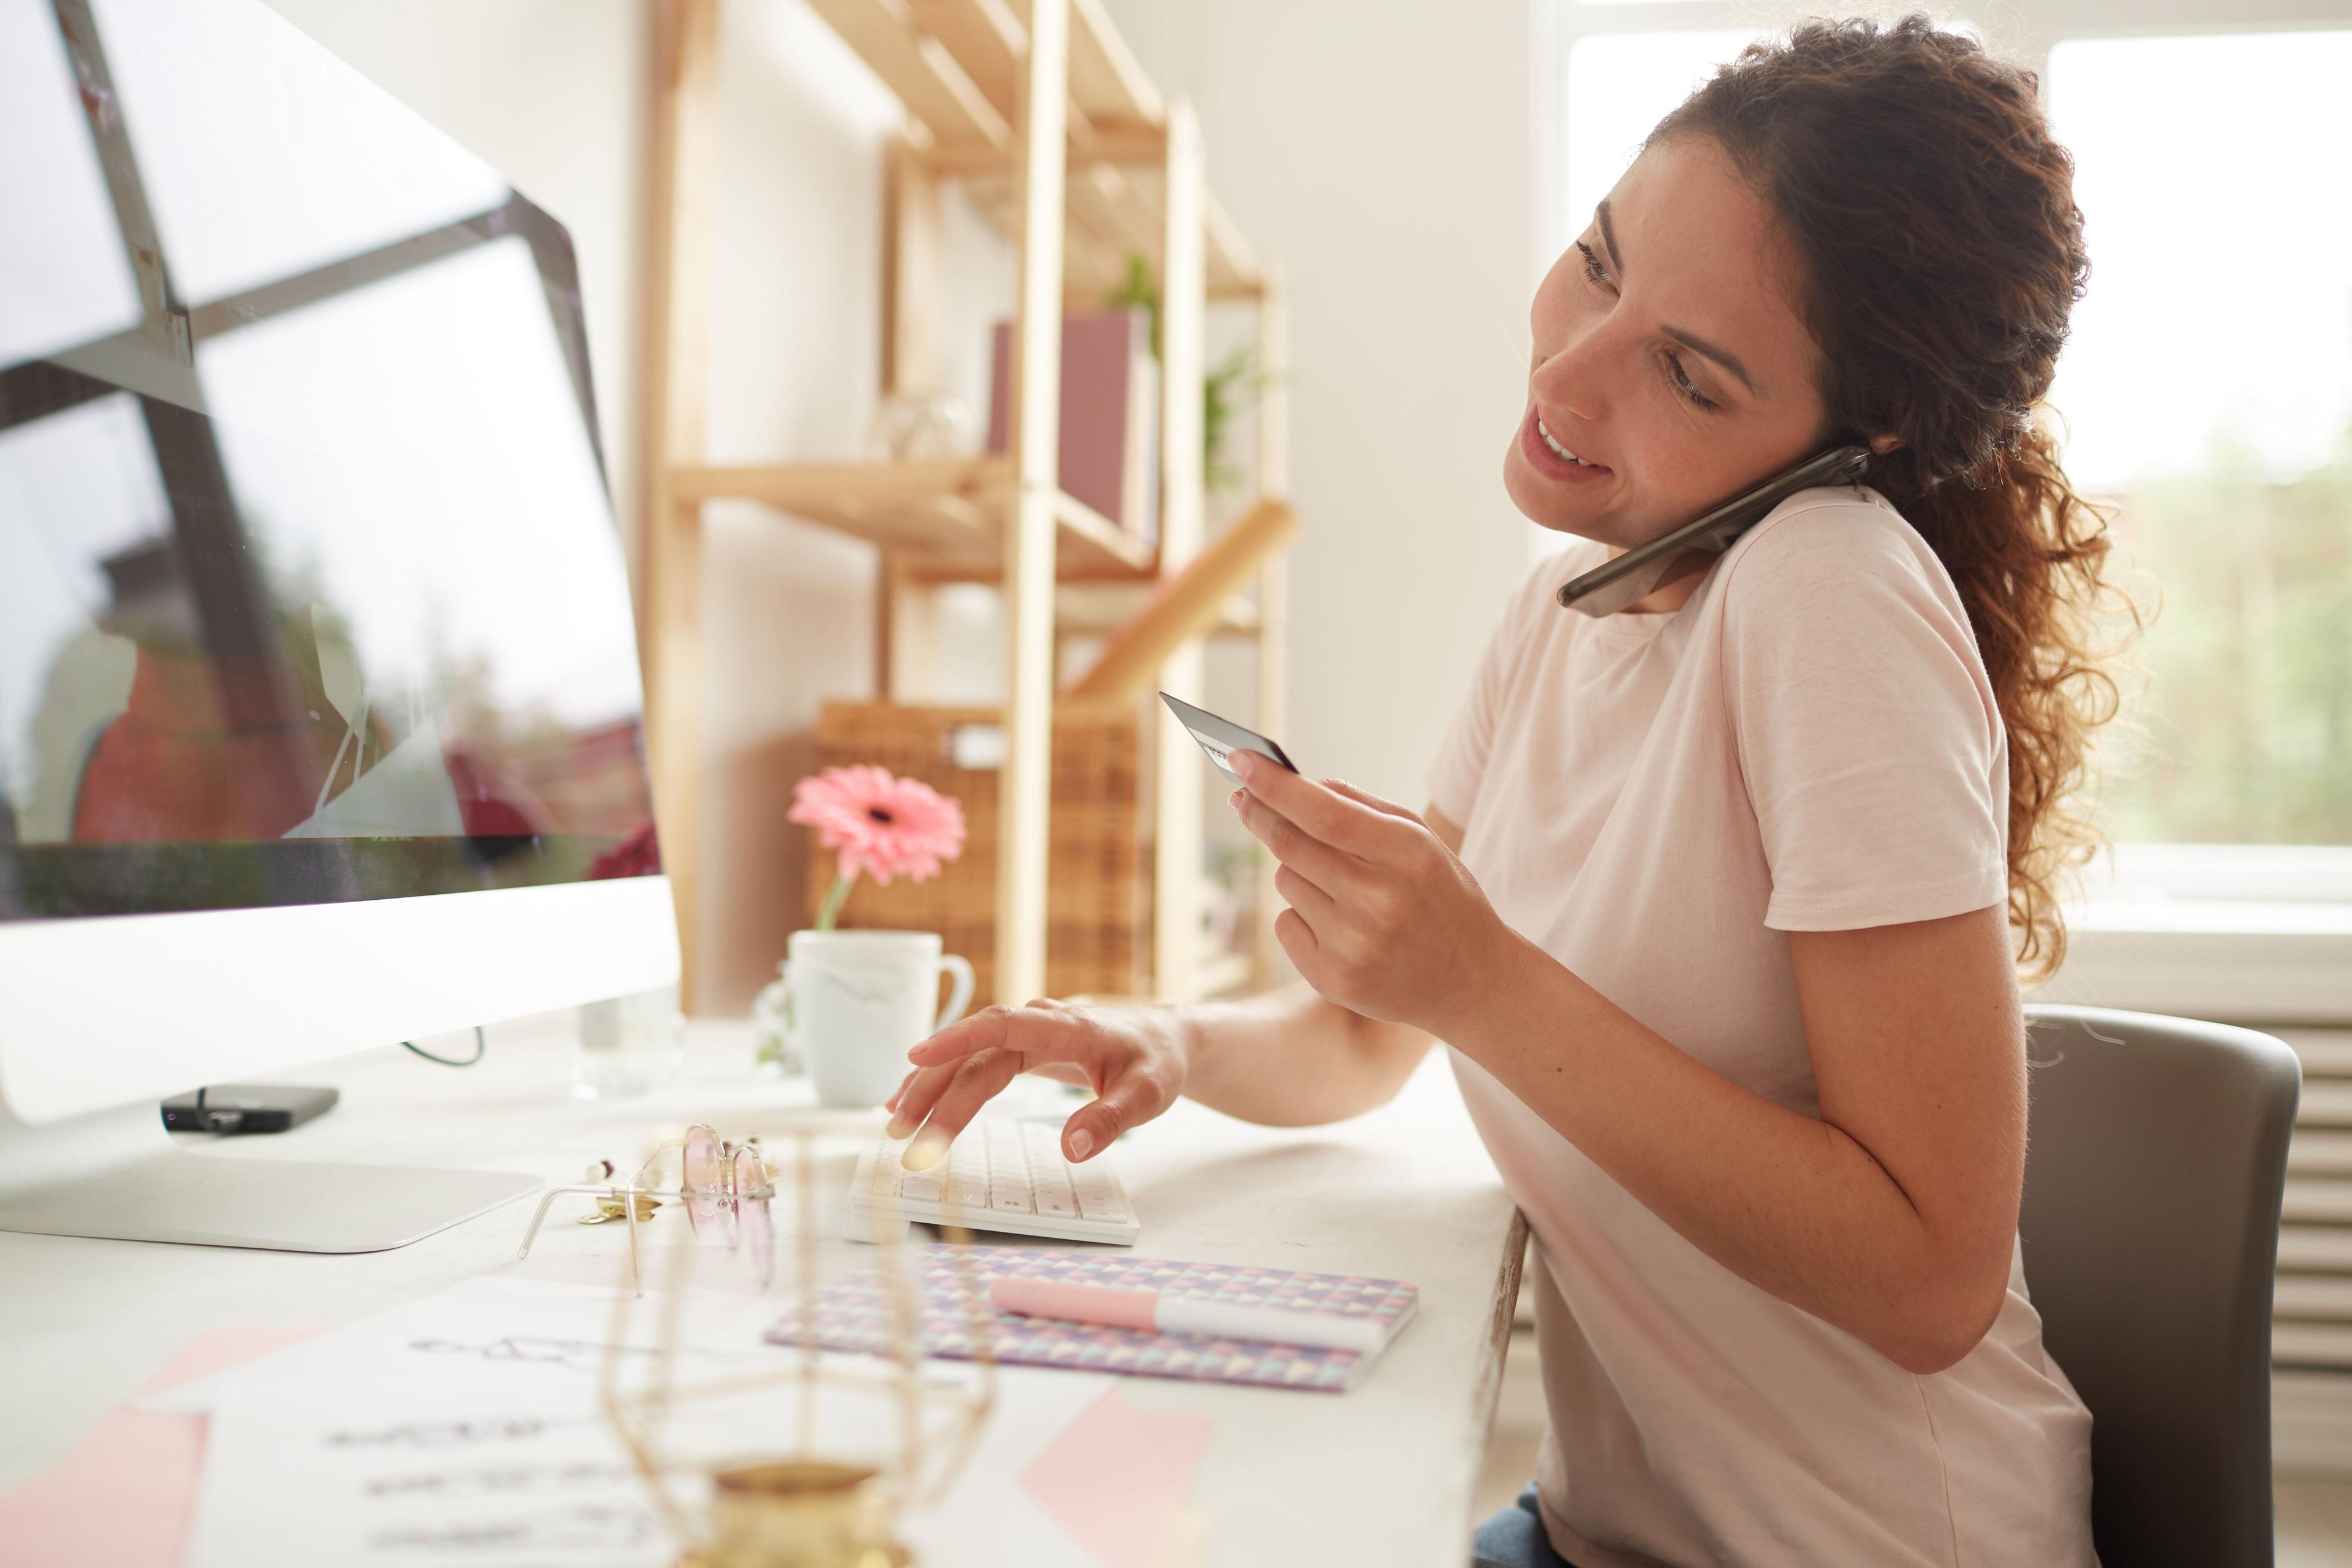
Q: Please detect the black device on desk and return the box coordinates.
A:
[162,1085,339,1136]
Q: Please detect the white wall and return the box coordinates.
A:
[1107,0,1539,804]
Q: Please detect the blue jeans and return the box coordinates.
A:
[1472,1483,1577,1568]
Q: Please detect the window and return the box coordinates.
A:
[2046,31,2352,848]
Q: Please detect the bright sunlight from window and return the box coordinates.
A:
[2047,32,2352,848]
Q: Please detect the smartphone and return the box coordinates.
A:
[1554,443,1872,617]
[1159,692,1298,786]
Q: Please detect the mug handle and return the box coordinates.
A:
[934,955,976,1030]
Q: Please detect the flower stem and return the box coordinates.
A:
[814,869,857,931]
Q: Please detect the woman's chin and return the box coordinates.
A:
[1503,454,1628,544]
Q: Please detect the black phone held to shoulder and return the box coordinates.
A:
[1554,443,1872,617]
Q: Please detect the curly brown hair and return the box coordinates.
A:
[1654,15,2133,980]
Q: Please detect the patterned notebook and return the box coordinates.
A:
[767,1248,1419,1393]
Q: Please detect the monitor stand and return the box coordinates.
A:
[0,1093,540,1253]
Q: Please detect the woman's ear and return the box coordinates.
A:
[1867,432,1902,455]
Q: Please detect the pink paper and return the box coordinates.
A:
[1020,1385,1214,1568]
[0,1327,315,1568]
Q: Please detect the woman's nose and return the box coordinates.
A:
[1529,320,1615,425]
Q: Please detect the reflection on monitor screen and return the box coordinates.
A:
[0,0,655,924]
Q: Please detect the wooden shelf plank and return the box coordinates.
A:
[805,0,1009,148]
[1066,0,1164,130]
[1054,582,1258,636]
[906,0,1025,123]
[961,165,1261,300]
[671,458,1156,580]
[919,125,1166,173]
[998,0,1161,130]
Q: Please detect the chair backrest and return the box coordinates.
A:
[2019,1004,2301,1568]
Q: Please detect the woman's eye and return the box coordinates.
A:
[1575,240,1613,288]
[1664,351,1717,412]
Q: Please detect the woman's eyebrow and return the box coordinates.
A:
[1594,197,1762,398]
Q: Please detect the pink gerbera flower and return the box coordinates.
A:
[788,765,967,928]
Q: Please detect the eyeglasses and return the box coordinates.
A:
[517,1125,777,1291]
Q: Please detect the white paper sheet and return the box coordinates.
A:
[175,1275,1114,1568]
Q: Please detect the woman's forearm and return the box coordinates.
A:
[1170,982,1431,1128]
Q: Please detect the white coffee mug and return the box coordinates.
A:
[755,930,975,1108]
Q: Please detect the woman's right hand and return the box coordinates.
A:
[883,998,1191,1170]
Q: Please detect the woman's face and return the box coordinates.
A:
[1505,134,1833,549]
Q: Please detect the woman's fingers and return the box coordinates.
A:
[898,1047,1023,1169]
[884,1059,965,1135]
[1229,786,1357,895]
[1318,775,1426,824]
[1273,862,1338,932]
[1058,1058,1172,1162]
[1232,752,1411,857]
[888,1000,1186,1167]
[908,1001,1084,1070]
[890,1002,1107,1152]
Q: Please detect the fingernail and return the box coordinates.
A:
[884,1114,914,1140]
[1231,751,1256,780]
[1066,1128,1095,1161]
[903,1129,951,1170]
[1228,788,1245,810]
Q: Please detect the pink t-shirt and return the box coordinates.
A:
[1428,488,2095,1567]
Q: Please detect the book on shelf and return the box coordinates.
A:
[987,308,1159,546]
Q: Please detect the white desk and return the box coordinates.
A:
[0,1014,1524,1566]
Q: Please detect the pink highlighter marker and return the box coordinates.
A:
[989,1276,1384,1355]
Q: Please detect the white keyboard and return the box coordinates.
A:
[845,1117,1139,1246]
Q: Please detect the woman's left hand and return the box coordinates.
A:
[1227,749,1521,1036]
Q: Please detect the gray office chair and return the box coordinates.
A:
[2018,1004,2301,1568]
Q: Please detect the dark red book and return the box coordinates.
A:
[987,309,1158,543]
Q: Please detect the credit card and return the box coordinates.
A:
[1159,692,1298,786]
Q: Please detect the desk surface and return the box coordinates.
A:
[0,1014,1523,1566]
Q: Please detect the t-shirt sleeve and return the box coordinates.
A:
[1425,550,1588,829]
[1718,502,2010,932]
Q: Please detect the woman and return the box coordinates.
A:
[888,18,2124,1564]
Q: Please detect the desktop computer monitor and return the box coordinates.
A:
[0,0,679,1250]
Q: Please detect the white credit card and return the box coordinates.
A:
[1159,692,1298,786]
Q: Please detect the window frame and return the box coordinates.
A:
[1532,0,2352,1022]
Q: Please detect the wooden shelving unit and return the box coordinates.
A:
[638,0,1291,1009]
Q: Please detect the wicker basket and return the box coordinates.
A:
[806,701,1147,1005]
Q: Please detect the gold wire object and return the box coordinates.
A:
[595,1124,999,1568]
[516,1160,666,1287]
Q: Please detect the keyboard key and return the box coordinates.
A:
[900,1171,943,1202]
[1071,1165,1128,1223]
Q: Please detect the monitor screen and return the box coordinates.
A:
[0,0,657,923]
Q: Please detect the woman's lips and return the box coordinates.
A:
[1520,408,1611,484]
